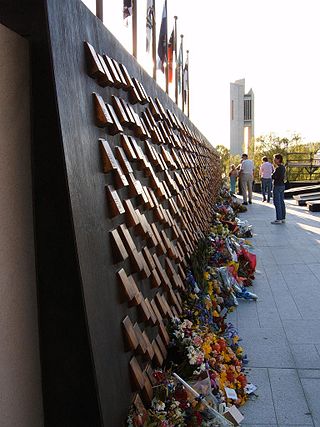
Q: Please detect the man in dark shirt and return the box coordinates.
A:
[271,153,286,224]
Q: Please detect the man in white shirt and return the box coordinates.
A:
[240,154,254,205]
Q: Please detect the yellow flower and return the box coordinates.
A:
[228,261,239,272]
[236,347,243,356]
[202,342,212,358]
[203,272,210,281]
[205,300,212,310]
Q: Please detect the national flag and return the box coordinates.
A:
[177,40,183,93]
[168,28,174,83]
[146,0,154,52]
[123,0,132,23]
[183,55,189,103]
[157,0,167,72]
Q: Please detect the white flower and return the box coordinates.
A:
[152,399,166,412]
[181,319,193,329]
[173,329,184,339]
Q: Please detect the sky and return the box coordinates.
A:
[81,0,320,147]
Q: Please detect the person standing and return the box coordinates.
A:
[271,153,286,224]
[237,161,242,195]
[259,156,274,202]
[240,154,254,205]
[229,164,238,195]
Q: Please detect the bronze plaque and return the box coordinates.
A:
[110,229,129,262]
[93,93,114,128]
[122,315,139,351]
[99,138,118,172]
[129,356,145,390]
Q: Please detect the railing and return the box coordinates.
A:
[286,152,320,181]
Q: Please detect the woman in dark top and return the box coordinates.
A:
[271,153,286,224]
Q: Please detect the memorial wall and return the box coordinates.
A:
[1,0,221,425]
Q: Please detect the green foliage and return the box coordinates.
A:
[190,237,211,289]
[215,145,229,176]
[216,144,241,176]
[253,133,320,181]
[216,134,320,182]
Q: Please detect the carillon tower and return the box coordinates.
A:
[230,79,254,154]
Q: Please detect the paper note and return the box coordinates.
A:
[224,387,238,400]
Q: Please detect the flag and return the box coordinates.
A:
[183,55,189,104]
[123,0,132,23]
[146,0,154,52]
[157,0,167,72]
[177,40,183,93]
[168,28,174,83]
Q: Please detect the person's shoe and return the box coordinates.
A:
[249,200,252,204]
[267,199,270,203]
[242,202,248,205]
[262,198,266,202]
[271,220,282,224]
[281,219,286,223]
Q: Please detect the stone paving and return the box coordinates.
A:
[230,193,320,427]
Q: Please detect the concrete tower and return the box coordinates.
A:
[230,79,254,155]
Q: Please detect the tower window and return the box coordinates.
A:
[244,99,251,121]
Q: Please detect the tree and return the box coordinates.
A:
[253,133,320,181]
[215,145,241,177]
[215,145,229,177]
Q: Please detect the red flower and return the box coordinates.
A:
[195,411,202,425]
[153,370,166,383]
[213,343,221,352]
[227,372,235,382]
[238,374,247,387]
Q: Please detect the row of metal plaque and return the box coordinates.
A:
[84,41,221,408]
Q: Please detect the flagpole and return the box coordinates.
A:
[96,0,103,20]
[132,0,137,58]
[174,16,178,104]
[186,49,190,118]
[180,34,184,112]
[152,0,157,80]
[165,0,169,94]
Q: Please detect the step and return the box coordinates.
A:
[293,192,320,205]
[306,200,320,212]
[285,184,320,198]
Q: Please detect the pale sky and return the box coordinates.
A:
[81,0,320,147]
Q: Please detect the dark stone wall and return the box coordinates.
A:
[1,1,221,426]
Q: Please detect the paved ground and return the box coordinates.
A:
[229,193,320,427]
